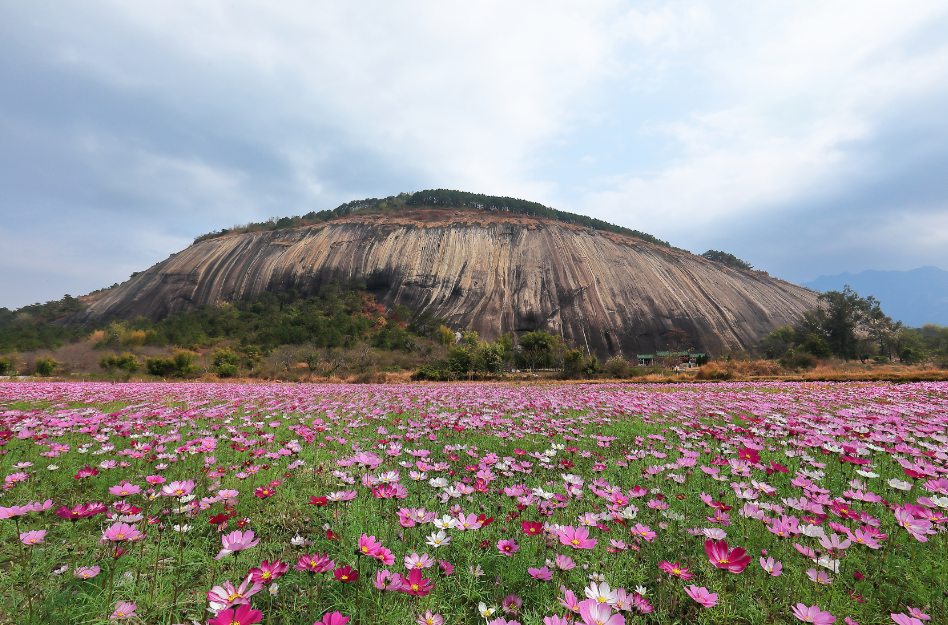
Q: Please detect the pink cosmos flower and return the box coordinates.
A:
[439,560,454,576]
[108,482,141,497]
[578,598,625,625]
[502,594,523,614]
[358,534,383,557]
[208,604,262,625]
[684,585,718,608]
[760,557,783,576]
[529,566,554,581]
[658,561,694,580]
[630,524,656,542]
[558,526,598,550]
[74,566,100,579]
[20,530,46,545]
[906,607,930,621]
[216,530,260,559]
[806,569,833,584]
[704,539,751,573]
[544,617,570,625]
[417,610,444,625]
[793,543,816,558]
[374,570,401,591]
[890,615,924,625]
[791,603,836,624]
[101,522,142,543]
[161,480,195,497]
[559,588,580,612]
[497,539,519,556]
[207,576,263,608]
[555,554,576,570]
[110,602,137,620]
[488,619,521,625]
[318,612,350,625]
[404,552,435,569]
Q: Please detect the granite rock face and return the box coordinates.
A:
[69,210,818,357]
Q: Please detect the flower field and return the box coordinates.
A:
[1,381,947,625]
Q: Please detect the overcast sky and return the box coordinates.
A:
[2,1,947,309]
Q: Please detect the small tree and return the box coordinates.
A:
[0,356,11,376]
[35,356,58,377]
[605,356,629,378]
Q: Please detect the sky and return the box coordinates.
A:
[2,0,948,310]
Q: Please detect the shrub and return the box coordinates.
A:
[171,351,199,377]
[145,357,174,377]
[604,356,629,378]
[0,356,11,376]
[35,356,58,377]
[217,363,238,378]
[99,352,140,374]
[212,348,241,377]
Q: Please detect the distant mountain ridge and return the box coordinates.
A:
[802,266,948,327]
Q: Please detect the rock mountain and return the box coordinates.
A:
[70,208,818,358]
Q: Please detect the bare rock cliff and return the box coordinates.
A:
[70,210,818,357]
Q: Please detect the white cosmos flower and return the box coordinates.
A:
[425,530,450,548]
[888,478,913,491]
[857,470,880,478]
[478,602,494,618]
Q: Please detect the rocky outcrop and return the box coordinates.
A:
[69,209,818,357]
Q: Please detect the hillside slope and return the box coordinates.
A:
[68,209,818,357]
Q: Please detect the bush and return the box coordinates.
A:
[217,363,239,377]
[145,351,199,377]
[0,356,11,376]
[171,351,199,377]
[604,356,629,378]
[35,356,58,377]
[145,357,174,377]
[99,352,140,374]
[212,348,241,376]
[779,352,818,371]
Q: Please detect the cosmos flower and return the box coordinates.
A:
[684,586,718,608]
[791,604,836,624]
[704,539,751,573]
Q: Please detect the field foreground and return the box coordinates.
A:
[0,381,946,625]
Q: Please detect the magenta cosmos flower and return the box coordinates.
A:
[497,539,519,556]
[704,539,751,573]
[684,585,718,608]
[578,598,625,625]
[295,553,335,573]
[791,604,836,624]
[318,612,350,625]
[558,526,598,549]
[216,529,260,559]
[208,603,262,625]
[249,559,289,584]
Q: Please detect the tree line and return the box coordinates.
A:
[192,189,672,249]
[757,286,948,368]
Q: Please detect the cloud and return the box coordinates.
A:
[1,0,947,308]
